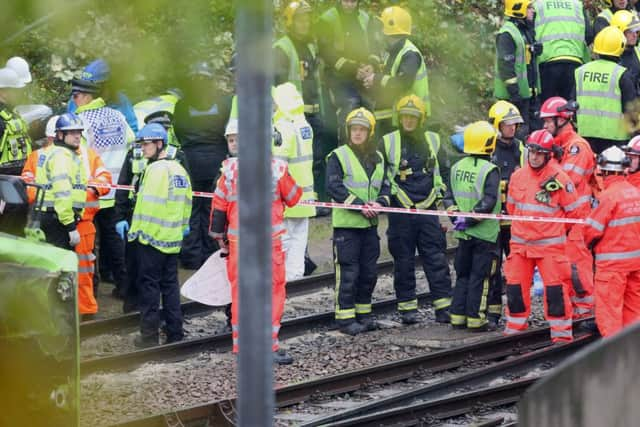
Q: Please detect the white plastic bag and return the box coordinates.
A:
[181,250,231,306]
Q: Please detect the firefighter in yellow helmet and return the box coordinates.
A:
[611,10,640,91]
[362,6,430,137]
[487,100,526,326]
[494,0,540,131]
[595,0,632,37]
[326,107,391,335]
[572,25,635,154]
[443,121,501,331]
[381,94,452,324]
[274,1,327,210]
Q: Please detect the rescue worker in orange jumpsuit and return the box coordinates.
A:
[504,130,588,343]
[539,96,596,320]
[76,137,112,318]
[209,120,302,365]
[583,146,640,337]
[625,135,640,187]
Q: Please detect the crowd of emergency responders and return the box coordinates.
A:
[2,0,640,365]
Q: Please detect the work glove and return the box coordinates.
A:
[115,220,129,240]
[68,229,81,247]
[453,217,468,231]
[182,225,191,238]
[506,84,523,104]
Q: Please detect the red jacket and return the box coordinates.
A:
[584,176,640,272]
[554,125,595,203]
[210,157,302,242]
[507,160,586,256]
[628,171,640,189]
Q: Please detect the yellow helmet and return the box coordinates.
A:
[346,107,376,139]
[395,94,426,123]
[504,0,531,19]
[463,121,498,155]
[593,26,626,57]
[610,10,640,33]
[379,6,412,36]
[488,100,524,131]
[283,1,312,29]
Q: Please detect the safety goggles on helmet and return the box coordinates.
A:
[526,129,554,153]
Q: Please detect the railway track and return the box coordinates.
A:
[110,319,595,427]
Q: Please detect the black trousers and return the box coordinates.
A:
[489,225,511,320]
[122,239,139,312]
[136,241,183,341]
[333,227,380,322]
[95,207,127,290]
[450,237,499,328]
[387,211,452,311]
[539,61,581,103]
[180,179,217,269]
[40,211,72,250]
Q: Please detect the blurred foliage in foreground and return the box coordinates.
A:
[1,0,513,134]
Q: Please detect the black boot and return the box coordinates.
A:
[134,334,159,349]
[338,320,367,336]
[273,349,294,365]
[357,314,378,331]
[304,254,318,276]
[400,310,419,325]
[435,309,451,323]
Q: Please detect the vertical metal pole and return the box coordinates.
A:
[236,1,274,426]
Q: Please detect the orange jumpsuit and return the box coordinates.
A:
[76,146,111,314]
[628,171,640,188]
[583,176,640,337]
[504,160,588,343]
[21,147,47,203]
[210,157,302,353]
[554,125,596,319]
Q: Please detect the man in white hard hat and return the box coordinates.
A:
[21,115,58,204]
[0,66,32,175]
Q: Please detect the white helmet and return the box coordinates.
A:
[45,115,60,138]
[6,57,31,87]
[597,146,629,173]
[225,118,238,136]
[0,67,21,89]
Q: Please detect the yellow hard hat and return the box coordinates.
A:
[504,0,532,19]
[463,121,498,155]
[379,6,412,36]
[395,94,426,122]
[593,26,626,57]
[610,10,640,33]
[488,100,524,131]
[346,107,376,139]
[283,1,312,29]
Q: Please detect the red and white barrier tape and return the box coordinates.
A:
[88,182,584,225]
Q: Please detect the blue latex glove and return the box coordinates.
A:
[453,217,468,231]
[182,225,191,238]
[115,220,129,240]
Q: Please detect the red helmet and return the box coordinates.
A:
[538,96,576,119]
[627,135,640,155]
[526,129,555,153]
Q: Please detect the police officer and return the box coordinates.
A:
[535,0,593,102]
[444,121,501,331]
[611,10,640,92]
[0,66,32,176]
[127,123,192,348]
[34,113,87,250]
[173,62,231,270]
[488,100,525,327]
[573,26,636,154]
[381,95,452,324]
[366,6,430,138]
[595,0,632,36]
[327,107,391,335]
[495,0,541,133]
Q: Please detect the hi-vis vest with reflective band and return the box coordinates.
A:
[273,35,320,107]
[597,8,613,24]
[319,7,369,54]
[35,145,87,226]
[383,130,444,209]
[273,118,315,218]
[0,108,31,168]
[535,0,587,63]
[330,144,385,228]
[575,60,629,141]
[494,21,540,99]
[133,93,179,131]
[128,159,192,254]
[450,156,501,243]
